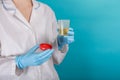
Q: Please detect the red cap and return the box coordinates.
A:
[40,43,52,51]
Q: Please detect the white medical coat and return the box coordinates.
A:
[0,0,68,80]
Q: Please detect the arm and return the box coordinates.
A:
[52,39,69,64]
[51,12,69,65]
[0,42,54,77]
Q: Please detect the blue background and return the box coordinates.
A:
[38,0,120,80]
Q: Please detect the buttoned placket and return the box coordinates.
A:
[2,0,42,79]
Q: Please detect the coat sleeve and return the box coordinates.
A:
[51,12,69,65]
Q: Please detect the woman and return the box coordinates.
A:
[0,0,74,80]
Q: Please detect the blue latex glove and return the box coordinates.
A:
[15,44,54,69]
[57,27,75,50]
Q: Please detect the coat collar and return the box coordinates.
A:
[1,0,41,31]
[2,0,40,13]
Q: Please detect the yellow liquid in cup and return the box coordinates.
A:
[59,28,69,35]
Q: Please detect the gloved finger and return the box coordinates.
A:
[68,38,74,41]
[27,44,39,55]
[68,31,74,36]
[38,49,54,59]
[37,49,54,58]
[64,36,74,39]
[36,49,51,57]
[61,36,74,44]
[67,39,75,44]
[65,37,74,44]
[36,49,54,62]
[68,36,74,40]
[69,27,74,31]
[35,54,52,65]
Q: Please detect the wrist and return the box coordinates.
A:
[15,56,24,69]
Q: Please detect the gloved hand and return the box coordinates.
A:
[57,27,75,50]
[15,44,54,69]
